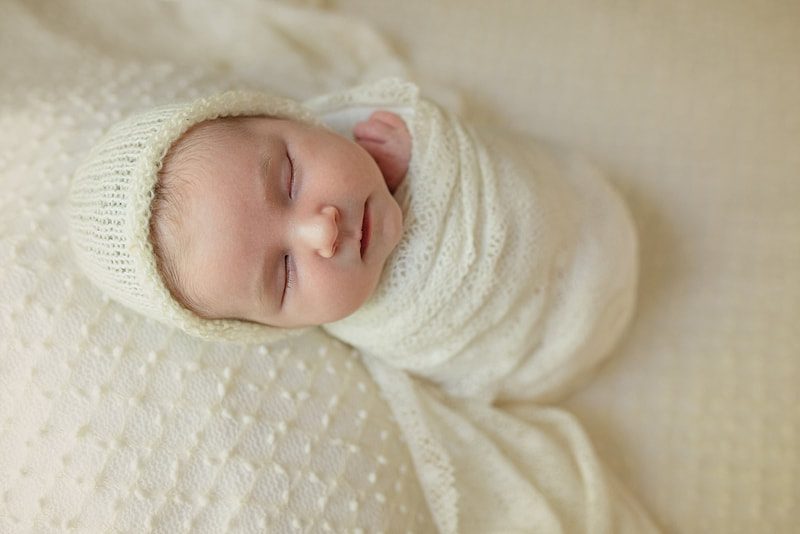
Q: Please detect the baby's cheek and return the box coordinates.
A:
[327,272,376,321]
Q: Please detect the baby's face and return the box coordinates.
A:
[165,117,403,328]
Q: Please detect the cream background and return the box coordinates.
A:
[329,1,800,532]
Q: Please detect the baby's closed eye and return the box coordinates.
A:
[282,254,296,304]
[285,150,297,199]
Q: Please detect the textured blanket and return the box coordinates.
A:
[1,1,660,533]
[318,79,638,404]
[1,2,434,533]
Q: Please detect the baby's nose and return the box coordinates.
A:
[297,205,340,258]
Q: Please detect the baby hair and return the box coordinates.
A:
[149,117,252,319]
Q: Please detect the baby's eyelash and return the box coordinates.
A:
[282,254,295,304]
[287,152,296,199]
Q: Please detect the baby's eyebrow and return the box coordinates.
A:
[259,152,272,203]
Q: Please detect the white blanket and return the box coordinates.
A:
[364,358,660,533]
[310,78,656,532]
[317,79,637,404]
[1,2,433,533]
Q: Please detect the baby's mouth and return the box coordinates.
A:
[360,201,371,258]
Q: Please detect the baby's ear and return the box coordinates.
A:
[353,111,411,194]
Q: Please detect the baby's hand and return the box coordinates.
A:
[353,111,411,194]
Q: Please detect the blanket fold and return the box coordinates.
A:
[365,357,662,534]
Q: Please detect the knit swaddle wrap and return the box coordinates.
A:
[318,79,638,402]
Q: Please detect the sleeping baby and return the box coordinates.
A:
[70,78,637,403]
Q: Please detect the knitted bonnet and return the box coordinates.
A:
[69,90,321,343]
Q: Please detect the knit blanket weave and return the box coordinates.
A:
[316,79,638,403]
[0,3,435,533]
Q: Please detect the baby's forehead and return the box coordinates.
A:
[171,116,255,155]
[159,117,255,187]
[157,115,284,203]
[164,115,316,178]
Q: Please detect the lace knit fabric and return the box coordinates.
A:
[317,79,638,403]
[309,79,659,534]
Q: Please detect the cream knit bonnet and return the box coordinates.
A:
[69,90,321,343]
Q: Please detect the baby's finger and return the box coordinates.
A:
[353,137,385,155]
[369,110,408,131]
[353,117,394,144]
[353,111,409,143]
